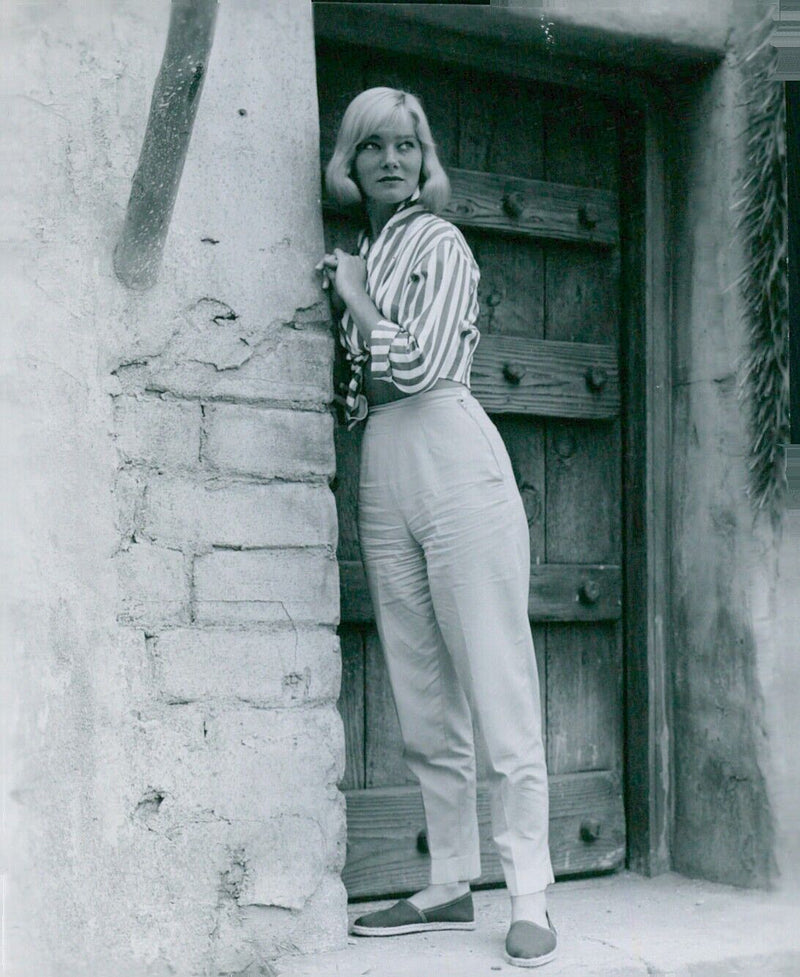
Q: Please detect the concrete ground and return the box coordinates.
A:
[274,872,800,977]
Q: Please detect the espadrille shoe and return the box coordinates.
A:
[352,891,475,936]
[504,913,558,968]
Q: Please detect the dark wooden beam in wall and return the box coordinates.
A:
[314,3,724,98]
[114,0,219,289]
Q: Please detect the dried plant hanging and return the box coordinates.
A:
[736,14,790,525]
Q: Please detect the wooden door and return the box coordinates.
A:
[317,46,627,898]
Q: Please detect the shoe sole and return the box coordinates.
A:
[503,947,558,968]
[352,921,476,936]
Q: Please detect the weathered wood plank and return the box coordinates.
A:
[546,622,623,775]
[530,564,622,621]
[470,335,619,419]
[322,167,617,248]
[314,11,652,100]
[338,629,366,791]
[464,83,547,783]
[544,421,622,563]
[342,771,625,897]
[340,560,622,625]
[340,562,372,624]
[542,98,624,800]
[364,632,415,789]
[619,101,672,875]
[444,168,618,246]
[332,422,363,565]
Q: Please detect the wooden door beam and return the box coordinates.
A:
[619,99,672,877]
[114,0,219,289]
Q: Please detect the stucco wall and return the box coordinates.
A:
[2,1,345,974]
[667,0,799,889]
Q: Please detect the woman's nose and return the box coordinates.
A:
[381,147,399,168]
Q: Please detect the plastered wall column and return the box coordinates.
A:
[2,1,346,974]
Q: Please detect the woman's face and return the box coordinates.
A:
[353,119,423,207]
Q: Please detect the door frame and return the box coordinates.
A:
[313,2,723,878]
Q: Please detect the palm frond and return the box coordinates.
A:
[735,13,789,524]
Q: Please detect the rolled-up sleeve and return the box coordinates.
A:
[368,237,477,394]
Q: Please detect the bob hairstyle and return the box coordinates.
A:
[325,87,451,214]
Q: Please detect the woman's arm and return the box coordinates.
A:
[332,237,479,395]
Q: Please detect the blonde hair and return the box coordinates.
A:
[325,87,450,214]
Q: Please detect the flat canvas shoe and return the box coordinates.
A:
[504,913,558,968]
[352,891,475,936]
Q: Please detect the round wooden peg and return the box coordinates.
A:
[580,818,602,842]
[503,362,527,384]
[579,579,601,605]
[502,191,525,220]
[578,204,599,230]
[584,365,608,392]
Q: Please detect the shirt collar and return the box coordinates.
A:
[364,187,423,247]
[399,186,422,209]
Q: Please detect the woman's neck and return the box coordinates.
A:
[365,199,396,239]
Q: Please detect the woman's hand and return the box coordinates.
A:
[316,249,380,344]
[331,249,367,302]
[315,249,367,307]
[315,252,346,315]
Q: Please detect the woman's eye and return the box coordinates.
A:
[358,140,380,152]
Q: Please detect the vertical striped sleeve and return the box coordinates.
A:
[368,236,478,394]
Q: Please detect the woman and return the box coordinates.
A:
[317,87,557,969]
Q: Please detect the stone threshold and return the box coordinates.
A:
[274,871,800,976]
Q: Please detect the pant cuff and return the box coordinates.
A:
[430,853,482,885]
[503,861,555,896]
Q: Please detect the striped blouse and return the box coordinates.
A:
[338,194,481,428]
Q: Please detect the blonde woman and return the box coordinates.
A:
[317,87,557,968]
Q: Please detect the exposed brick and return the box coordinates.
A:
[115,542,189,626]
[153,627,340,705]
[114,396,201,468]
[203,404,334,478]
[194,548,338,625]
[114,468,145,542]
[132,704,345,824]
[115,326,334,404]
[140,476,336,548]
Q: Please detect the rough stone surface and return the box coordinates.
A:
[194,547,339,625]
[153,626,341,706]
[113,309,335,405]
[113,395,202,468]
[203,403,335,478]
[139,476,338,548]
[114,541,190,626]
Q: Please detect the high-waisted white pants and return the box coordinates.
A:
[358,385,554,895]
